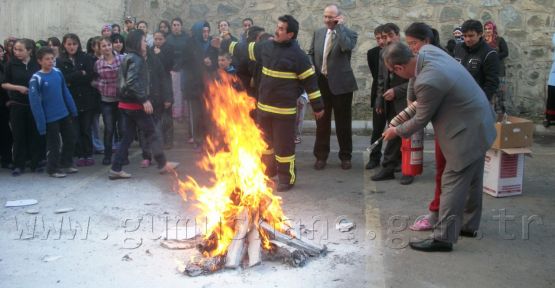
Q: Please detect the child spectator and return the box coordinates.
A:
[109,29,178,179]
[217,51,236,74]
[93,36,124,165]
[0,44,13,169]
[1,38,43,176]
[152,31,174,149]
[57,33,100,167]
[138,48,173,167]
[29,47,78,178]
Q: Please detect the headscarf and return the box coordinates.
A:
[484,20,498,48]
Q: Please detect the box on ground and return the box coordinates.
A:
[491,116,534,149]
[483,148,531,197]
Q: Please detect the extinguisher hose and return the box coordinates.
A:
[366,102,418,152]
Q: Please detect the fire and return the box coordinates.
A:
[176,73,291,257]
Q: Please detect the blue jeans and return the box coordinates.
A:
[100,102,119,159]
[111,109,166,172]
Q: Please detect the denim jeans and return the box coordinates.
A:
[111,109,166,172]
[91,112,104,152]
[46,116,76,174]
[100,102,119,159]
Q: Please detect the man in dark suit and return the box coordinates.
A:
[366,25,386,169]
[309,4,358,170]
[382,42,496,252]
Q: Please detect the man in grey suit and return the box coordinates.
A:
[382,42,496,252]
[309,4,358,170]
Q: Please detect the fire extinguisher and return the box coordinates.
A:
[401,129,424,176]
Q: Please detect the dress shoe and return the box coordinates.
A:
[341,160,352,170]
[365,159,380,170]
[371,169,395,181]
[399,175,414,185]
[314,159,326,170]
[277,183,294,192]
[460,230,478,238]
[409,238,452,252]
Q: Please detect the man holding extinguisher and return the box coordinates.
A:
[381,42,496,252]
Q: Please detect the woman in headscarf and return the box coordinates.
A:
[484,20,509,114]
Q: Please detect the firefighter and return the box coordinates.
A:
[240,15,325,192]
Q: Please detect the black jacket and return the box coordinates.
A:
[454,38,500,101]
[366,46,381,107]
[146,49,173,113]
[251,40,324,119]
[165,32,190,71]
[56,52,100,111]
[118,51,148,104]
[1,57,40,105]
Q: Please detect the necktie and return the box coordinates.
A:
[322,30,334,75]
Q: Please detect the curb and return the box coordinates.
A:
[302,120,555,137]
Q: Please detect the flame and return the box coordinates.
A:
[176,73,291,257]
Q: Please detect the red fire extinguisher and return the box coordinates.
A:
[401,130,424,176]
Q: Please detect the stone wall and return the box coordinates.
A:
[2,0,554,119]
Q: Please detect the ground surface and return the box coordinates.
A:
[1,134,554,288]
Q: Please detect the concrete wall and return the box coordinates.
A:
[2,0,554,119]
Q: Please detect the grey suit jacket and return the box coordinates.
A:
[396,45,496,172]
[308,24,358,95]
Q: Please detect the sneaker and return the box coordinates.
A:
[76,158,87,167]
[64,167,79,174]
[85,158,95,166]
[159,161,179,174]
[49,171,67,178]
[409,215,434,231]
[109,169,132,180]
[294,136,302,144]
[12,168,22,177]
[140,159,151,168]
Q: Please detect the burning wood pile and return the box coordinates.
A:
[174,74,326,277]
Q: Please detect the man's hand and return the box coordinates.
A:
[164,102,172,109]
[154,47,161,54]
[375,107,383,115]
[314,110,325,120]
[334,15,345,25]
[383,88,395,101]
[382,127,398,141]
[143,100,154,114]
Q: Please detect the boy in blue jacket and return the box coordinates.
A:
[29,47,79,178]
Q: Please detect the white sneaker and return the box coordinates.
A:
[159,161,179,174]
[64,166,79,174]
[49,172,67,178]
[109,169,132,180]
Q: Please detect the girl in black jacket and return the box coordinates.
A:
[57,33,100,166]
[109,30,177,179]
[1,39,43,175]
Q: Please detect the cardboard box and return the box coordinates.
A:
[491,116,534,149]
[483,148,531,197]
